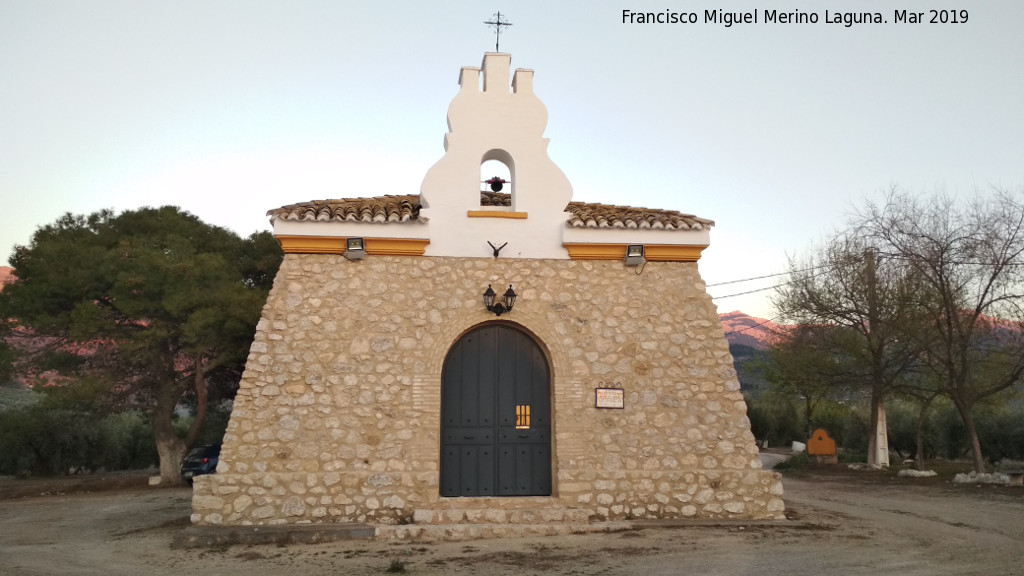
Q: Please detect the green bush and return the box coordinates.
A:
[172,400,232,446]
[773,451,809,470]
[0,395,157,476]
[975,404,1024,463]
[933,404,968,459]
[809,401,860,448]
[0,404,99,475]
[95,411,158,470]
[745,393,803,448]
[837,449,867,463]
[749,389,1024,465]
[882,402,919,459]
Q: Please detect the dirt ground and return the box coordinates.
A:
[1,463,1023,576]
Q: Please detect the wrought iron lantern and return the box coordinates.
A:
[483,284,516,316]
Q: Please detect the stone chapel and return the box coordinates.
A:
[190,53,785,538]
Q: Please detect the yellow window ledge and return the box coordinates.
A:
[467,210,528,219]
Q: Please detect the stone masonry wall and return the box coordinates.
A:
[190,254,784,526]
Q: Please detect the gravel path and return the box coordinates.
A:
[1,468,1022,575]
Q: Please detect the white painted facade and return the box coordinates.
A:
[417,53,574,259]
[268,53,712,259]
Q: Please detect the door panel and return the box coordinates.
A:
[440,324,551,497]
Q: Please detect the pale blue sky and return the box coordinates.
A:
[2,1,1022,318]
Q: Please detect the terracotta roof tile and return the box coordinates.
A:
[269,193,713,230]
[480,191,511,207]
[267,195,421,224]
[564,201,712,230]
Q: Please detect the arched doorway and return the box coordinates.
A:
[440,323,551,497]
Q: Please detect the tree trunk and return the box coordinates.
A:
[152,378,187,485]
[183,354,209,449]
[915,397,933,472]
[953,397,987,473]
[150,354,213,484]
[865,249,889,468]
[803,396,814,440]
[155,434,187,484]
[867,389,889,467]
[28,443,49,476]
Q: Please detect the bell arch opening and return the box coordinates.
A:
[480,149,515,207]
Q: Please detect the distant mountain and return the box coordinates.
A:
[718,310,784,351]
[0,266,13,291]
[718,311,783,395]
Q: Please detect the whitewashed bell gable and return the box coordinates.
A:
[419,53,575,259]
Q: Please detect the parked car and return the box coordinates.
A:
[180,444,221,483]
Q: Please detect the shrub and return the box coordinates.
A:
[773,451,809,471]
[975,404,1024,463]
[0,399,157,475]
[745,393,803,448]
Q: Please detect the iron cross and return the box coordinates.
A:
[484,12,512,52]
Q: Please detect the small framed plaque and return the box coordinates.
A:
[595,388,625,409]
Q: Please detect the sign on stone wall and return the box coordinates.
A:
[595,388,625,409]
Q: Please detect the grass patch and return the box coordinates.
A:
[838,450,866,463]
[773,452,809,471]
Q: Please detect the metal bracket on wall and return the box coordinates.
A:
[488,241,508,258]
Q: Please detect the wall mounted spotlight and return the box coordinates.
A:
[624,244,645,267]
[483,284,517,316]
[344,237,367,261]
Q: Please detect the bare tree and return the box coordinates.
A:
[894,371,944,471]
[861,190,1024,473]
[773,232,923,466]
[760,324,852,439]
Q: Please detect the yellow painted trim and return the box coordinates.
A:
[467,210,529,219]
[365,238,431,256]
[562,243,707,262]
[562,243,626,261]
[276,235,346,254]
[644,244,707,262]
[276,235,430,256]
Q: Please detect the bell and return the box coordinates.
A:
[486,176,505,192]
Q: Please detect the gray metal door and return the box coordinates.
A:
[440,324,551,497]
